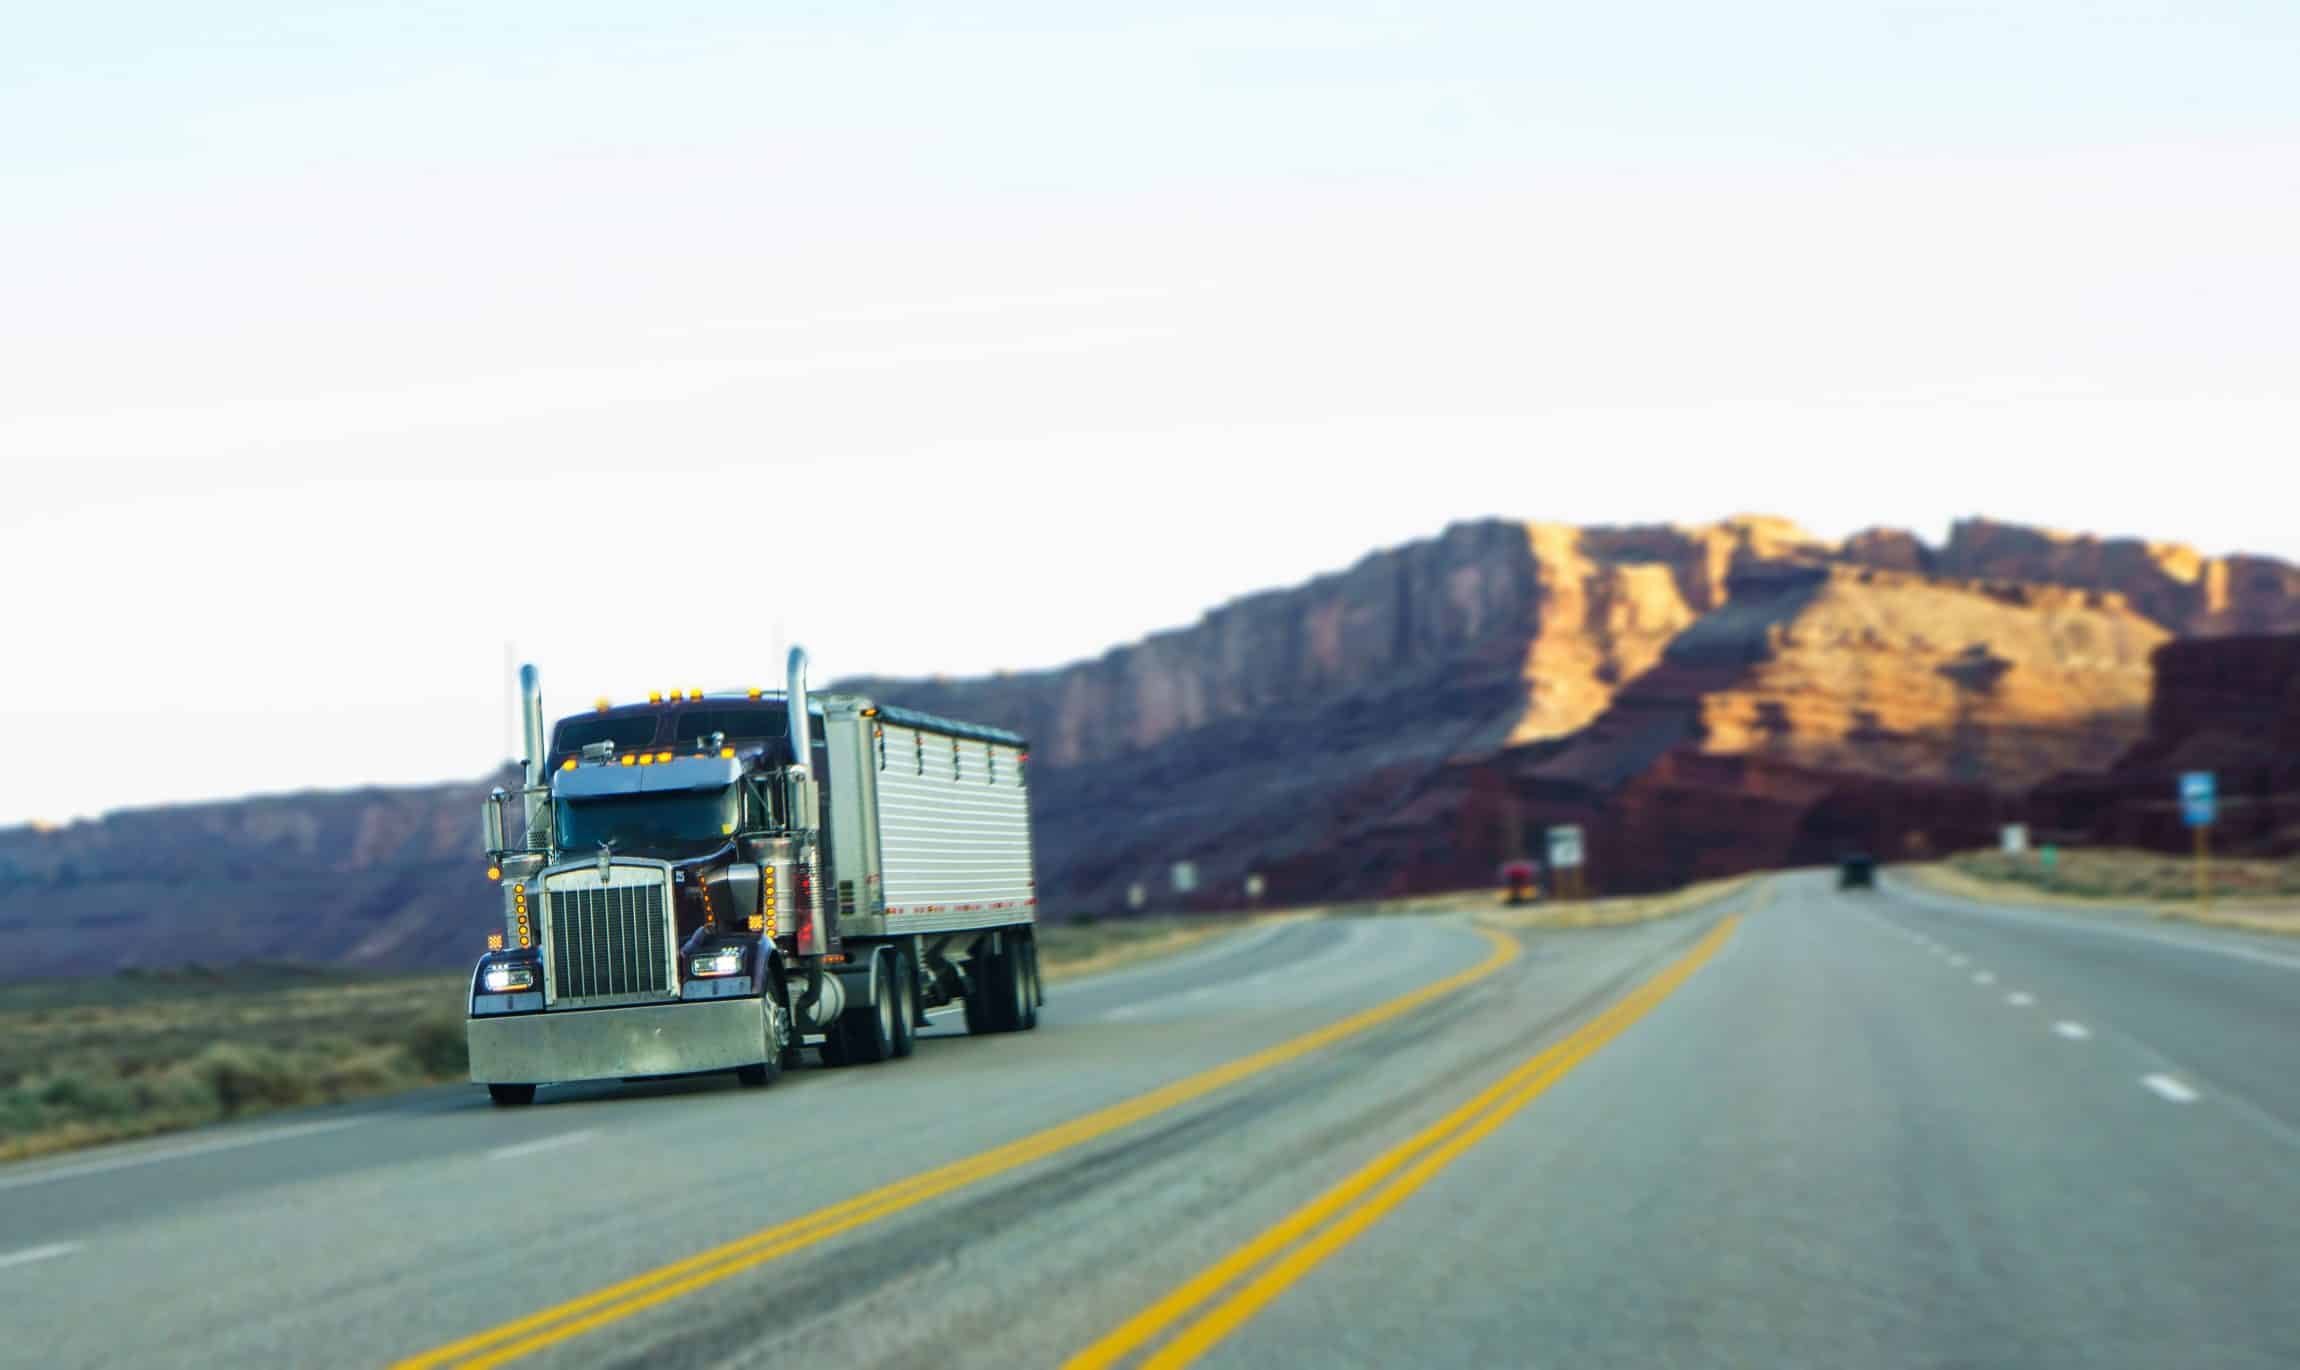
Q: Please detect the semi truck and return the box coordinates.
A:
[469,648,1042,1105]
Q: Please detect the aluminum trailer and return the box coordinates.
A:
[467,648,1042,1105]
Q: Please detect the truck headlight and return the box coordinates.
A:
[484,964,539,993]
[689,948,745,978]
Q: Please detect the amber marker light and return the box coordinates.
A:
[657,751,673,763]
[720,746,735,759]
[560,758,577,771]
[649,691,663,703]
[620,754,637,767]
[487,865,502,881]
[487,933,504,950]
[637,754,655,766]
[747,686,761,699]
[593,697,610,713]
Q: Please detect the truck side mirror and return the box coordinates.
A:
[482,788,508,856]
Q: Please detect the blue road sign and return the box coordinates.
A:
[2179,771,2217,828]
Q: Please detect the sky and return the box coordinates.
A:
[3,2,2297,825]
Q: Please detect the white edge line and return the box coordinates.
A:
[1882,877,2300,972]
[488,1129,596,1162]
[0,1117,365,1193]
[2142,1074,2200,1103]
[0,1242,80,1271]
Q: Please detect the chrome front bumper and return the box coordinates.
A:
[467,996,768,1085]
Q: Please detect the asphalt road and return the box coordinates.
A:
[4,874,2296,1368]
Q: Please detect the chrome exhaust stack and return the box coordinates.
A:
[786,646,812,775]
[519,664,548,846]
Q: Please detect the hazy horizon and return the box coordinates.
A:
[6,2,2295,824]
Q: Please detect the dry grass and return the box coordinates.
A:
[4,878,1744,1163]
[0,966,470,1163]
[1908,850,2300,937]
[1036,914,1272,981]
[1477,875,1758,929]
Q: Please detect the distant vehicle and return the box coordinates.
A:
[1838,853,1876,889]
[468,648,1042,1106]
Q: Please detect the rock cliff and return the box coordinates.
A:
[2,513,2294,978]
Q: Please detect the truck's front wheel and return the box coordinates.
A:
[737,996,792,1088]
[487,1083,537,1108]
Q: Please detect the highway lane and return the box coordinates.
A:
[13,870,2292,1368]
[1155,872,2300,1370]
[0,910,1565,1367]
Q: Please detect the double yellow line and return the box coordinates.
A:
[1065,914,1740,1369]
[395,926,1523,1369]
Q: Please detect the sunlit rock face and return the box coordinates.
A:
[2,516,2293,979]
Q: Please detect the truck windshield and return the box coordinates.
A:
[555,788,737,858]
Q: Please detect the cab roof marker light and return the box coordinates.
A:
[560,758,577,771]
[620,754,636,767]
[649,691,663,704]
[594,697,610,713]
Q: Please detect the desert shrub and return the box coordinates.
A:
[181,1042,314,1116]
[404,1016,468,1077]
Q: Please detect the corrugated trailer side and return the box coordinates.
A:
[818,701,1036,939]
[874,722,1036,931]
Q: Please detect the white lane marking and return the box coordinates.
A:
[0,1242,80,1271]
[2142,1074,2200,1103]
[2053,1021,2091,1040]
[2006,992,2035,1007]
[0,1117,365,1193]
[488,1129,596,1162]
[1882,878,2300,972]
[1095,921,1377,1022]
[1972,971,1995,985]
[1054,917,1310,994]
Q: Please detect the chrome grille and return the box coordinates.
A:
[546,880,671,1006]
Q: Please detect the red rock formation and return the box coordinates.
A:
[2033,634,2300,855]
[5,514,2296,978]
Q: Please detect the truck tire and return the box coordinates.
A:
[962,942,1002,1035]
[736,994,792,1088]
[890,948,918,1059]
[488,1083,537,1108]
[965,935,1030,1035]
[1016,935,1040,1032]
[1007,935,1036,1031]
[829,949,898,1065]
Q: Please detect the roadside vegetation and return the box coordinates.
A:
[0,965,471,1162]
[3,882,1749,1164]
[1913,849,2300,936]
[0,919,1273,1163]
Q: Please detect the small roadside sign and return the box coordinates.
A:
[1170,861,1198,895]
[2179,772,2217,829]
[1545,825,1585,870]
[2001,824,2029,854]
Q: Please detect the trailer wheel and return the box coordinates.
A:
[1016,936,1040,1032]
[1007,935,1036,1032]
[890,948,918,1059]
[487,1083,536,1108]
[962,941,1002,1035]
